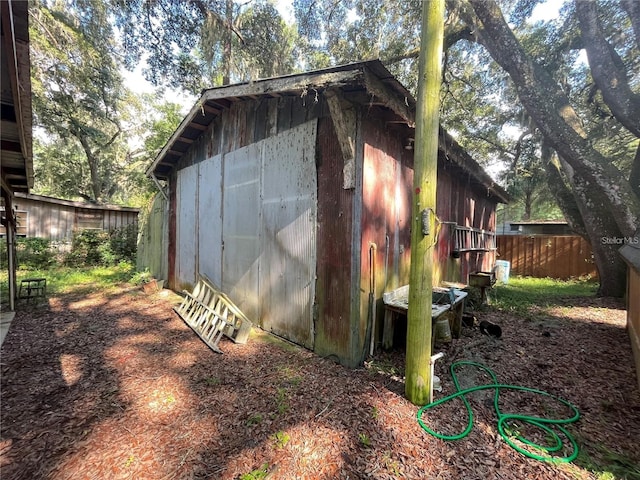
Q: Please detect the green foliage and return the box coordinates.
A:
[129,269,153,286]
[271,431,291,449]
[65,230,109,266]
[109,224,138,264]
[4,238,57,270]
[575,440,640,480]
[114,0,300,91]
[275,387,289,415]
[0,263,135,302]
[245,414,263,426]
[65,227,137,267]
[30,0,129,203]
[358,432,372,448]
[239,464,269,480]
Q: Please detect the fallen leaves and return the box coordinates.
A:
[0,287,638,479]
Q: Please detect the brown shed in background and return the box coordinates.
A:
[142,60,508,366]
[0,193,139,246]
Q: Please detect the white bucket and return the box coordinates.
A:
[495,260,511,284]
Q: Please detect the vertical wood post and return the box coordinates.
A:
[405,0,445,405]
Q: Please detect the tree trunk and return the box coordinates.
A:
[542,141,588,239]
[620,0,640,52]
[575,0,640,137]
[630,142,640,198]
[463,0,637,296]
[405,0,444,406]
[76,132,101,202]
[523,189,532,220]
[559,157,627,296]
[467,0,640,239]
[222,0,233,85]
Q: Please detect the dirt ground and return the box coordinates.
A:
[1,285,639,480]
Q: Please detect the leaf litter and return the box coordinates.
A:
[1,288,638,479]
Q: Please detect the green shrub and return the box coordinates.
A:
[0,237,56,270]
[109,223,137,264]
[63,226,137,267]
[64,229,109,266]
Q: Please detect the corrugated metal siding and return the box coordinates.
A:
[314,117,355,362]
[176,164,199,288]
[176,120,319,345]
[222,143,262,321]
[260,120,317,348]
[360,118,413,354]
[433,165,499,282]
[198,154,223,287]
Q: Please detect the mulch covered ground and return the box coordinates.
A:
[1,285,639,479]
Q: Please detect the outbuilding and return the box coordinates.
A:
[143,60,508,366]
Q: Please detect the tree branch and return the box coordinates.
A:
[620,0,640,51]
[541,140,587,239]
[383,27,476,65]
[467,0,640,236]
[575,0,640,137]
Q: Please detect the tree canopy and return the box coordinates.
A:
[29,0,639,295]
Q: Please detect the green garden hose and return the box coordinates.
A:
[417,361,580,463]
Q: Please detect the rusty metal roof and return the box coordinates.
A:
[148,59,509,203]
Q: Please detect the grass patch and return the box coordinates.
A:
[0,263,136,305]
[575,441,640,480]
[239,463,269,480]
[271,430,290,449]
[488,276,597,313]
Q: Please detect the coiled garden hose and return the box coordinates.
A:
[417,361,580,463]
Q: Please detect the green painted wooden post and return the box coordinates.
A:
[405,0,445,405]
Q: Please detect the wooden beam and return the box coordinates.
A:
[188,122,208,131]
[325,89,357,189]
[202,103,221,114]
[363,67,415,127]
[204,70,362,104]
[177,137,194,144]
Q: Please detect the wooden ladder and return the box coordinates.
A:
[174,275,252,354]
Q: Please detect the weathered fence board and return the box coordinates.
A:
[496,235,598,280]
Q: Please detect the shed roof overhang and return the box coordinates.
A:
[0,0,33,197]
[148,59,509,204]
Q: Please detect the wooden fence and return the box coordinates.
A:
[496,235,598,280]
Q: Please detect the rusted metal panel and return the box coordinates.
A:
[176,164,199,288]
[197,154,223,287]
[359,118,414,354]
[260,120,318,349]
[314,116,355,362]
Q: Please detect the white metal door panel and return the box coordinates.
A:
[260,120,318,348]
[177,164,198,287]
[198,154,223,287]
[222,144,262,322]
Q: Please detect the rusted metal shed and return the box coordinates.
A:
[145,60,508,367]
